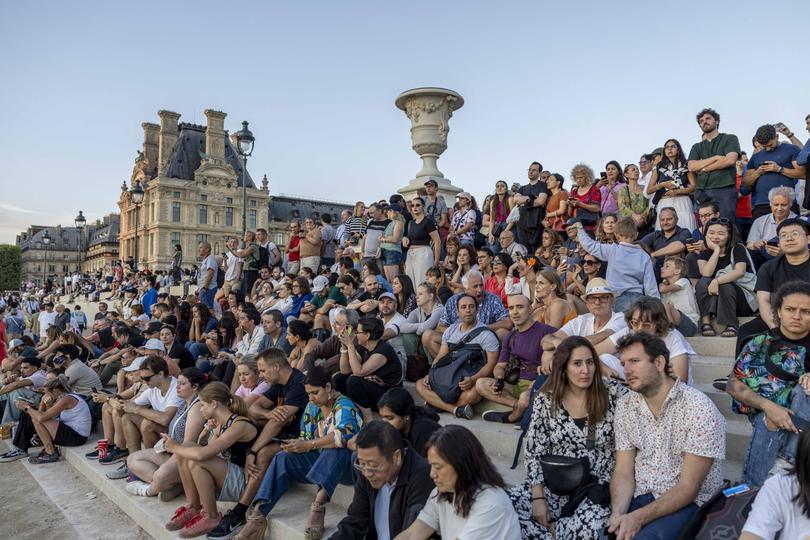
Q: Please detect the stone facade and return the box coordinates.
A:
[17,225,86,285]
[117,109,270,270]
[84,214,120,273]
[267,195,353,248]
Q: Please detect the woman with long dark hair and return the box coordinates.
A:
[510,336,626,539]
[394,424,520,539]
[647,138,696,231]
[599,160,626,215]
[484,252,515,307]
[376,387,441,457]
[392,274,417,317]
[172,244,183,285]
[695,217,756,337]
[542,173,569,235]
[487,180,513,250]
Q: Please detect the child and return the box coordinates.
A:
[659,256,699,337]
[570,217,659,313]
[71,305,87,334]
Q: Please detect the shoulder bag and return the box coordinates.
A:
[428,326,493,404]
[538,419,595,496]
[715,247,757,310]
[503,330,522,385]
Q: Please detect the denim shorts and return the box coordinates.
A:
[217,462,245,502]
[381,249,402,266]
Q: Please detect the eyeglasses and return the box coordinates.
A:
[586,294,612,303]
[353,461,386,474]
[629,319,656,330]
[779,231,805,240]
[409,203,423,208]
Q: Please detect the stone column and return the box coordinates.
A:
[157,110,181,175]
[142,122,160,172]
[395,87,464,204]
[204,109,227,160]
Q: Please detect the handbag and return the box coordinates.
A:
[572,187,599,225]
[506,205,521,224]
[503,331,521,385]
[715,247,757,311]
[538,420,595,496]
[428,327,493,404]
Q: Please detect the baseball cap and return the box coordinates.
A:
[143,338,166,352]
[312,275,330,293]
[9,338,24,350]
[378,292,397,303]
[424,179,438,187]
[456,191,472,200]
[582,278,617,299]
[123,356,147,372]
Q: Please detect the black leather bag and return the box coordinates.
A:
[428,327,492,404]
[503,331,521,385]
[539,421,595,496]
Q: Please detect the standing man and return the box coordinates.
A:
[287,221,302,275]
[256,228,281,269]
[234,230,261,299]
[320,214,337,269]
[360,204,390,268]
[299,214,323,273]
[335,209,352,248]
[422,179,449,239]
[512,161,549,251]
[221,236,243,301]
[688,108,742,220]
[197,241,218,309]
[741,124,804,220]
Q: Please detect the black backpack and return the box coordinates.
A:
[215,266,225,289]
[677,482,760,540]
[257,244,270,268]
[428,327,493,404]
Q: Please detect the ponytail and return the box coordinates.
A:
[228,394,249,417]
[198,381,248,417]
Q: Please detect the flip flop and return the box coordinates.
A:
[701,323,716,337]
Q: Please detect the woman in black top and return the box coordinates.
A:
[403,196,441,287]
[377,387,441,457]
[696,218,756,337]
[334,316,403,418]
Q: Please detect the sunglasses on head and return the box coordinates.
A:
[707,217,731,226]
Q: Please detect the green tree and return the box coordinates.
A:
[0,245,22,290]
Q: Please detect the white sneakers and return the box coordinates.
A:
[125,480,154,497]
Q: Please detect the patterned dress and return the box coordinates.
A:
[510,381,627,539]
[299,394,363,447]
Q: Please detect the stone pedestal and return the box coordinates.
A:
[395,87,464,204]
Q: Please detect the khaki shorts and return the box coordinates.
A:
[509,378,533,398]
[221,278,241,295]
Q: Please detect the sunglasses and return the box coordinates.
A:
[140,371,156,382]
[707,217,731,226]
[583,260,599,265]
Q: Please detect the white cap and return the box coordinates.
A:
[143,338,166,352]
[123,356,146,372]
[312,275,330,293]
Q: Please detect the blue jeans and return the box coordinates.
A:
[199,287,217,309]
[613,291,643,314]
[673,312,698,337]
[695,186,737,221]
[742,384,810,487]
[185,341,210,360]
[628,493,699,540]
[254,448,354,516]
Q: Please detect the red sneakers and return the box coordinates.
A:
[165,505,199,531]
[179,510,222,538]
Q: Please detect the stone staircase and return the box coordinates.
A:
[49,325,747,539]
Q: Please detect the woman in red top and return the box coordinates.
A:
[568,164,602,232]
[487,180,512,247]
[735,151,753,241]
[286,221,302,275]
[484,252,515,307]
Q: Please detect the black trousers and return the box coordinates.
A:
[331,373,393,411]
[12,411,38,452]
[212,359,237,388]
[695,278,754,328]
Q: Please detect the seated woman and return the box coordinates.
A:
[535,229,563,269]
[532,270,576,329]
[128,304,149,330]
[163,382,258,538]
[394,424,521,539]
[86,367,148,462]
[425,266,454,305]
[376,387,441,457]
[185,303,219,360]
[60,330,95,361]
[287,320,318,372]
[448,245,477,294]
[595,213,618,244]
[253,282,276,313]
[233,355,270,406]
[392,274,417,317]
[398,283,445,358]
[263,283,294,317]
[741,426,810,540]
[506,254,540,302]
[484,252,515,307]
[125,368,208,500]
[696,217,757,337]
[236,365,363,540]
[333,317,404,421]
[204,315,239,370]
[17,374,92,464]
[598,296,696,384]
[289,277,314,320]
[510,336,626,539]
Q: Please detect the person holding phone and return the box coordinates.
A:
[741,124,804,221]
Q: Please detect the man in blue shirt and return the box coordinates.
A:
[741,124,802,220]
[140,275,158,317]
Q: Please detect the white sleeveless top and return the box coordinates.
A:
[58,393,92,437]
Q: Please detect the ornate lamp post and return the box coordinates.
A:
[235,121,255,237]
[130,181,145,270]
[42,229,51,287]
[74,210,86,273]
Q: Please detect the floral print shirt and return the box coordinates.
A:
[299,394,363,448]
[614,380,726,505]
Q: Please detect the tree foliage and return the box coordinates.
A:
[0,244,22,290]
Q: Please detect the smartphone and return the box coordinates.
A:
[684,238,698,245]
[270,437,286,444]
[775,122,786,131]
[766,238,779,247]
[600,172,607,180]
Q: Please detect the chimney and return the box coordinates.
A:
[142,122,160,173]
[204,109,227,161]
[157,110,181,175]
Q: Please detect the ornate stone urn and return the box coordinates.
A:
[395,87,464,203]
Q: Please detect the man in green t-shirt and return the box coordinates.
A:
[687,108,741,220]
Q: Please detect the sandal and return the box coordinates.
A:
[304,501,326,540]
[721,326,738,338]
[701,323,716,337]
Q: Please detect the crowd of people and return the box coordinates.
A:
[2,107,810,539]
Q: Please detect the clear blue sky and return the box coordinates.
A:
[1,0,808,243]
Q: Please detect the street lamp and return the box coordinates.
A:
[42,229,51,288]
[74,210,86,274]
[130,181,145,270]
[235,120,255,237]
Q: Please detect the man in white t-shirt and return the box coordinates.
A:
[222,236,243,297]
[112,356,184,465]
[38,302,57,340]
[541,278,628,377]
[197,241,219,309]
[0,356,47,423]
[378,292,409,370]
